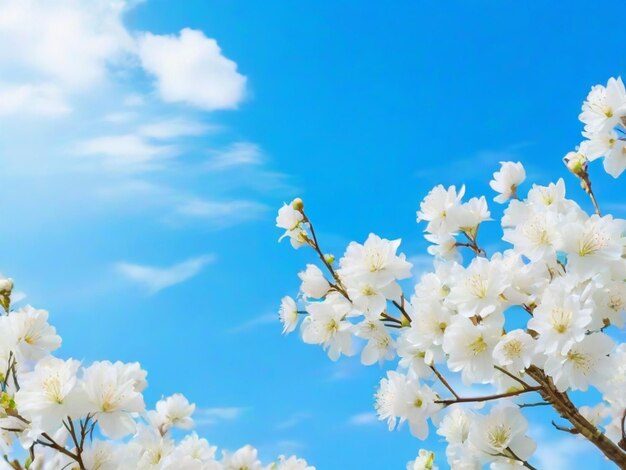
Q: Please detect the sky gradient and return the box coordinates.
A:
[1,1,625,468]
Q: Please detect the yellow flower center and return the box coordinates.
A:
[469,335,488,354]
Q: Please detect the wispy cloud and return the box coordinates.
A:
[175,198,269,224]
[75,134,180,172]
[275,412,312,431]
[0,0,281,236]
[230,313,277,333]
[0,83,71,117]
[116,254,214,293]
[347,412,378,426]
[195,406,246,426]
[205,142,264,170]
[138,118,215,140]
[415,143,535,182]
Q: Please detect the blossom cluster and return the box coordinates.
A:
[0,282,313,470]
[569,76,626,178]
[277,78,626,469]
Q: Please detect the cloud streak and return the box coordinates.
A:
[230,313,277,333]
[116,254,214,293]
[194,406,246,426]
[205,142,264,170]
[347,412,378,426]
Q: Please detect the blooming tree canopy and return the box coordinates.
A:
[277,77,626,469]
[0,281,313,469]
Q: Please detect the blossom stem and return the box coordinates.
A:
[585,179,602,216]
[303,214,350,299]
[577,171,602,216]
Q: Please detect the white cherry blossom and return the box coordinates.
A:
[489,161,526,203]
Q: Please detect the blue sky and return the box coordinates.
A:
[1,1,625,468]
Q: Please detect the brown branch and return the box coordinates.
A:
[527,366,626,467]
[435,386,542,406]
[38,429,86,470]
[430,366,459,399]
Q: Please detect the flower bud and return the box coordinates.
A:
[323,253,335,264]
[0,278,13,294]
[0,278,13,313]
[563,151,588,178]
[291,198,304,211]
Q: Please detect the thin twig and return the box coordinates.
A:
[303,215,348,297]
[435,386,542,406]
[505,446,538,470]
[494,366,534,390]
[519,402,550,408]
[551,420,579,435]
[430,366,459,399]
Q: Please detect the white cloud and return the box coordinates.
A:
[75,134,179,172]
[195,407,245,426]
[348,412,378,426]
[116,254,214,293]
[0,0,134,89]
[0,83,71,117]
[176,198,268,223]
[102,111,137,124]
[138,28,247,110]
[0,3,247,116]
[0,0,287,241]
[205,142,264,170]
[138,118,213,140]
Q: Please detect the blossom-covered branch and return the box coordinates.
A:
[276,76,626,469]
[0,281,314,470]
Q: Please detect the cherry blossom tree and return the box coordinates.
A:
[0,281,313,469]
[277,77,626,469]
